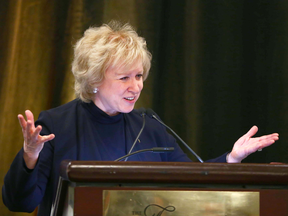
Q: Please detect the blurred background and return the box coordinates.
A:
[1,0,288,215]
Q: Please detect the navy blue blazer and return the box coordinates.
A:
[2,99,227,215]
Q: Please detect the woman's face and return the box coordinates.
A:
[94,61,144,116]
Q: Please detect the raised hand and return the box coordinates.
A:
[227,126,279,163]
[18,110,55,169]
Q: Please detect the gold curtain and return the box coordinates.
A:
[0,0,154,215]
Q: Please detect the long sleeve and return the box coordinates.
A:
[2,149,40,212]
[2,111,55,213]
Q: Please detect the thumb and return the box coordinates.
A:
[244,125,258,138]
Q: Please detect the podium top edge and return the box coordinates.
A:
[59,160,288,185]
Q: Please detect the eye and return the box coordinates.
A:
[120,76,129,81]
[136,74,143,80]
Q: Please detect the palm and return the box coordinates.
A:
[228,126,279,163]
[18,110,55,165]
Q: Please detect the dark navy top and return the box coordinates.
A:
[2,99,227,215]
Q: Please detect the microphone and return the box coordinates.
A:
[115,147,175,161]
[125,108,146,161]
[146,108,204,163]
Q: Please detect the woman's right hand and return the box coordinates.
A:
[18,110,55,169]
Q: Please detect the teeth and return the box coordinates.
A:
[125,97,134,101]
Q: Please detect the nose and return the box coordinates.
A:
[128,78,143,93]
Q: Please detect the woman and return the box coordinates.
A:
[2,21,279,215]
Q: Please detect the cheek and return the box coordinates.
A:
[139,82,144,90]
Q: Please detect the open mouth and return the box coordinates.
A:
[124,96,135,101]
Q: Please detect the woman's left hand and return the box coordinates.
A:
[227,126,279,163]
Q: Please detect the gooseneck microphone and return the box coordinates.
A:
[146,108,204,163]
[115,147,175,161]
[125,108,146,161]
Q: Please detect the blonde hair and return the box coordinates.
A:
[72,21,152,102]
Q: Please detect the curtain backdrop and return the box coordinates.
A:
[1,0,288,215]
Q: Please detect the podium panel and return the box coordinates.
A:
[51,161,288,216]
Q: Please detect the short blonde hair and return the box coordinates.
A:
[72,21,152,102]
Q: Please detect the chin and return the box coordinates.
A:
[120,107,134,114]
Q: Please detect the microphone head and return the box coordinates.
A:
[136,107,146,117]
[151,147,174,153]
[146,108,156,118]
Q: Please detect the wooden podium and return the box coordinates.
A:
[51,161,288,216]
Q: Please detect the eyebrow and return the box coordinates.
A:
[115,70,143,76]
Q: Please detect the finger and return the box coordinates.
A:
[30,125,43,141]
[258,138,277,148]
[269,133,279,139]
[258,134,279,143]
[25,120,38,145]
[26,119,35,134]
[18,114,27,130]
[244,125,258,138]
[25,110,35,125]
[253,136,278,151]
